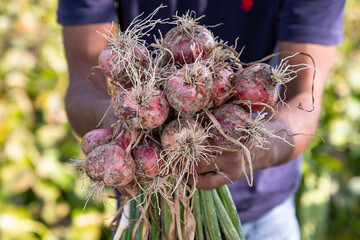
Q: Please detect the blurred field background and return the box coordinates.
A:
[0,0,359,239]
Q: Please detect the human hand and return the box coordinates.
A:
[188,119,295,190]
[187,150,247,190]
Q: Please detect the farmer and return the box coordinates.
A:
[58,1,345,239]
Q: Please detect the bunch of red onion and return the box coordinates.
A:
[72,8,309,240]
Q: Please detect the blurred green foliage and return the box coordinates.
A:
[0,0,114,239]
[0,0,359,239]
[296,0,360,239]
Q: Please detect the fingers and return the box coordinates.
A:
[187,151,245,190]
[194,158,218,174]
[187,171,233,190]
[199,172,232,189]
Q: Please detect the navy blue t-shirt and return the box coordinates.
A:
[58,0,345,223]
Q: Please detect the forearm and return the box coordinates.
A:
[253,42,336,169]
[254,92,322,169]
[276,92,322,160]
[65,79,116,137]
[62,23,116,137]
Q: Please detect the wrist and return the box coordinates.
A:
[252,119,295,169]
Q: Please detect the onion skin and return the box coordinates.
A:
[161,119,182,150]
[132,44,151,69]
[98,44,121,80]
[137,92,170,130]
[85,130,135,187]
[132,139,162,180]
[209,103,252,148]
[81,128,113,156]
[102,145,135,186]
[231,63,278,112]
[161,118,207,150]
[209,67,233,107]
[163,25,215,65]
[161,118,210,176]
[114,128,132,150]
[85,146,106,182]
[98,44,150,82]
[112,89,170,130]
[165,63,213,114]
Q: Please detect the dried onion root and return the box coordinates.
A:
[160,117,223,195]
[163,11,215,65]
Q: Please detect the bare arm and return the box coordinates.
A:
[63,23,117,137]
[194,42,337,189]
[277,42,335,155]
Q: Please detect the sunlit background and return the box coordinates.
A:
[0,0,359,239]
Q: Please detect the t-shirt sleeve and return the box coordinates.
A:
[278,0,346,45]
[57,0,116,25]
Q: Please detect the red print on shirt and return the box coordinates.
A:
[238,0,254,12]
